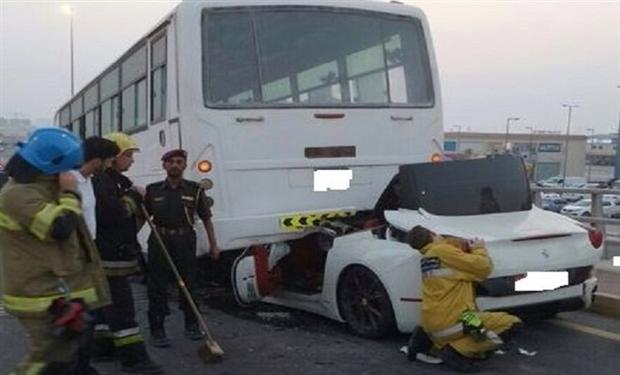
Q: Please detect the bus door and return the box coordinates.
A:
[147,30,180,172]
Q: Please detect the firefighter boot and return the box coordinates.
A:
[183,311,203,341]
[439,346,481,373]
[119,344,163,374]
[148,312,170,348]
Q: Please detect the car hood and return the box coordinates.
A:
[385,206,585,241]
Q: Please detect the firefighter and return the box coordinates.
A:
[407,225,522,373]
[92,132,162,374]
[144,149,220,348]
[0,128,110,374]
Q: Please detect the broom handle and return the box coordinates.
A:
[140,205,216,342]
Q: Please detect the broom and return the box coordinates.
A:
[141,205,224,362]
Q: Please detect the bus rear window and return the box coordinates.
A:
[202,7,434,108]
[398,156,533,216]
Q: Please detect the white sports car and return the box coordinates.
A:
[232,156,602,338]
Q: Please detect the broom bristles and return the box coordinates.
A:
[198,340,224,363]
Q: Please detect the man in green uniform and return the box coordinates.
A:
[0,128,110,374]
[144,149,219,347]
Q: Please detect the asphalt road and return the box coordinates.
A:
[1,283,618,375]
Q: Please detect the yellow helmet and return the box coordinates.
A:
[104,132,140,155]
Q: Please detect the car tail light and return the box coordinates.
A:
[587,228,603,249]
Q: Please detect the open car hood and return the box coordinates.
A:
[385,206,585,242]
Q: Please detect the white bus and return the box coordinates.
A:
[55,0,442,254]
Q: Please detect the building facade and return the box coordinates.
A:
[444,131,587,182]
[0,117,33,169]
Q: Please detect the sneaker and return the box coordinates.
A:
[438,346,480,373]
[407,326,433,362]
[149,329,171,348]
[121,359,164,374]
[184,323,204,341]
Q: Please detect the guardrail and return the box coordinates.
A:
[530,186,620,259]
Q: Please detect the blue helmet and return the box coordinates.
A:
[17,127,83,175]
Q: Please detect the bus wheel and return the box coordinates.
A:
[337,265,396,338]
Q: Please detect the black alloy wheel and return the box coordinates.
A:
[337,265,396,338]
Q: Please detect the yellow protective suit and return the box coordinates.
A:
[419,238,521,358]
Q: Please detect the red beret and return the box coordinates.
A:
[161,149,187,162]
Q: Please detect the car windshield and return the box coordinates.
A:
[398,155,532,216]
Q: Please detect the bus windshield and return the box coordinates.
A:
[202,6,434,108]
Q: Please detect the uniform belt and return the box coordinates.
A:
[157,226,194,235]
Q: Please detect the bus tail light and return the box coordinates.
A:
[197,160,212,173]
[430,153,443,163]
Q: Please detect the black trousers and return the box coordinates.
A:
[147,230,197,323]
[103,275,149,366]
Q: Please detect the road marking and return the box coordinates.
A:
[551,318,620,342]
[613,256,619,267]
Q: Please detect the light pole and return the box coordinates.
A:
[615,85,620,178]
[62,5,75,96]
[586,127,594,182]
[525,126,535,179]
[451,125,462,154]
[561,104,579,186]
[504,117,520,151]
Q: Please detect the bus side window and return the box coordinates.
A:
[151,33,167,123]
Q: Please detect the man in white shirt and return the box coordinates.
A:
[70,137,120,239]
[70,136,119,375]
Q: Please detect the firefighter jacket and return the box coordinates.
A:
[92,169,142,276]
[0,178,110,318]
[418,238,520,357]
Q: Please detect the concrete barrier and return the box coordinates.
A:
[590,260,620,318]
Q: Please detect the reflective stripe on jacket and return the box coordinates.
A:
[3,287,97,314]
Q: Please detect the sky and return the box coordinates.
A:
[0,0,618,135]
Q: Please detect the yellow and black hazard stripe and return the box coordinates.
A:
[279,210,355,232]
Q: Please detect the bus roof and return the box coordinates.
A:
[55,0,426,119]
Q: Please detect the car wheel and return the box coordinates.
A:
[337,265,396,338]
[582,212,591,217]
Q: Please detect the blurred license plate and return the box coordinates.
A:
[514,271,568,292]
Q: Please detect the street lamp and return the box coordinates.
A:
[451,125,462,153]
[615,85,620,178]
[561,104,579,186]
[504,117,520,151]
[62,5,75,96]
[586,127,594,182]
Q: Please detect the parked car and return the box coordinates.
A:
[541,197,568,213]
[560,198,620,217]
[537,176,586,188]
[233,156,602,338]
